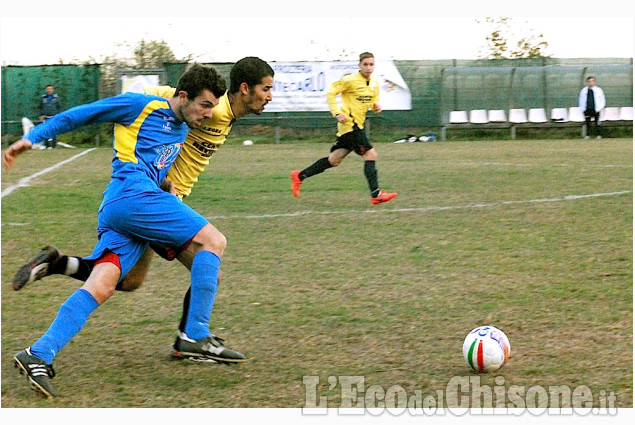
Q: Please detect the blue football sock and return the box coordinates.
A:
[183,250,220,341]
[30,288,99,364]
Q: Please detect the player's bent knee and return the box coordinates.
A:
[364,150,378,161]
[92,285,117,302]
[192,223,227,256]
[83,261,121,304]
[90,253,120,300]
[328,156,343,167]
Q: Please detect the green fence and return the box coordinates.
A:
[440,63,633,123]
[2,58,632,141]
[1,64,101,135]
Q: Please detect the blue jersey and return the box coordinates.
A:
[26,92,187,208]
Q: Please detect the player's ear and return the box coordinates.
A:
[240,82,250,96]
[177,90,189,101]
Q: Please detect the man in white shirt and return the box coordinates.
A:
[578,76,606,139]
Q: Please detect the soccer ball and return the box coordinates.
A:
[243,139,254,146]
[463,326,511,372]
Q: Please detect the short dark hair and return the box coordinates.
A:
[587,76,596,81]
[175,63,226,99]
[229,57,274,94]
[359,52,374,62]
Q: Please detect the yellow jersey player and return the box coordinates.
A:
[145,58,273,199]
[12,57,274,362]
[290,52,397,204]
[144,85,234,199]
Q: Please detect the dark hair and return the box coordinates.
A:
[175,63,226,99]
[359,52,374,62]
[587,76,596,81]
[229,57,274,94]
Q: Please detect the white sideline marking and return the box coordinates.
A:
[2,190,631,227]
[1,148,97,199]
[445,161,632,169]
[205,191,632,220]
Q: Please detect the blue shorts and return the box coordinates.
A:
[84,190,209,281]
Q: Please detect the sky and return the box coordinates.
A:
[0,1,633,66]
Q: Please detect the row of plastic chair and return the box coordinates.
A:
[449,107,634,124]
[599,107,634,122]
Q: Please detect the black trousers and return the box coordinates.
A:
[584,109,601,137]
[42,116,58,148]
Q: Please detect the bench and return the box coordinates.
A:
[440,107,633,140]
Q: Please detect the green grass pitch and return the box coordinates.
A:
[1,137,632,408]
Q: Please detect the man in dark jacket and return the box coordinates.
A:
[38,84,62,148]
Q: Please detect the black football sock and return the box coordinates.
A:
[48,255,93,282]
[364,160,379,196]
[179,287,192,334]
[299,157,333,180]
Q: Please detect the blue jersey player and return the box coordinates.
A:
[3,64,245,399]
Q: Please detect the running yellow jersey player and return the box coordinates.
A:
[145,59,273,199]
[290,52,397,204]
[144,86,235,199]
[327,69,380,137]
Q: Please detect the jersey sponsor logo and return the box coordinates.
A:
[356,95,374,104]
[154,142,184,169]
[200,125,223,135]
[192,140,219,158]
[163,116,175,133]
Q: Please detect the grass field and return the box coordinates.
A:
[1,137,632,409]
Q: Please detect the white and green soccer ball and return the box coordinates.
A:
[463,326,511,372]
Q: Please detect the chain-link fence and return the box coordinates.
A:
[2,58,632,145]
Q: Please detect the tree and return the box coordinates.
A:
[132,39,181,69]
[477,17,551,59]
[89,39,192,97]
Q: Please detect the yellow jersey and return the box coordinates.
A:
[144,86,235,198]
[326,71,380,136]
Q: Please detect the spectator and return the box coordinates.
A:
[578,76,605,139]
[38,84,62,148]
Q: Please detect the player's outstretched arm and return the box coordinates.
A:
[3,139,33,170]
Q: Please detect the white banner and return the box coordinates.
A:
[121,74,160,94]
[267,60,411,112]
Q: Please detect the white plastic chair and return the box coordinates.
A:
[600,107,620,122]
[509,109,528,124]
[449,110,468,124]
[568,107,586,122]
[619,107,633,121]
[528,108,548,123]
[469,109,488,124]
[488,110,507,122]
[550,108,568,122]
